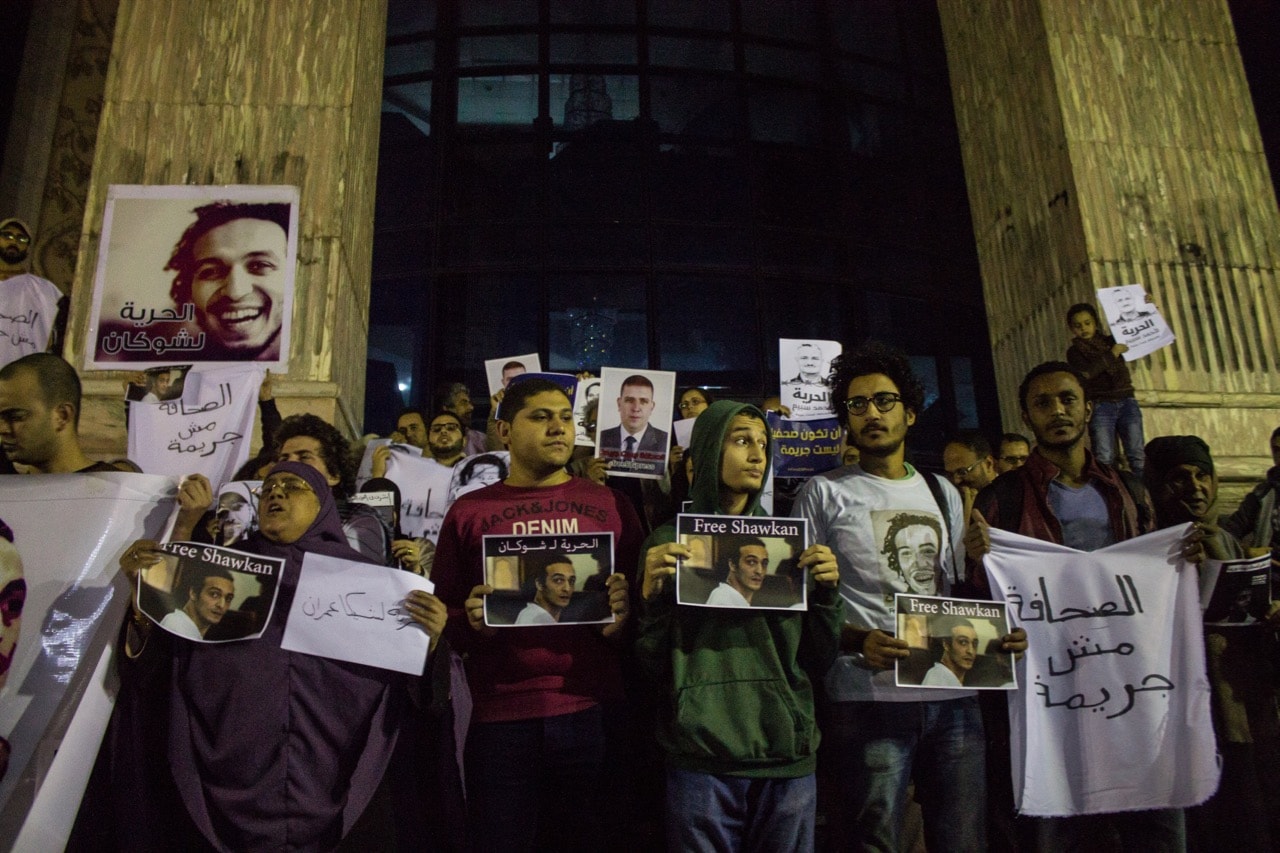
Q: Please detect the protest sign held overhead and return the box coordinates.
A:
[86,184,298,370]
[127,364,262,490]
[1095,284,1175,361]
[484,352,541,397]
[779,338,840,421]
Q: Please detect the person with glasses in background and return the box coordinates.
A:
[669,386,715,490]
[995,432,1031,474]
[942,430,997,523]
[792,340,1026,852]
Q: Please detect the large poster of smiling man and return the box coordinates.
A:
[871,509,943,597]
[86,185,298,370]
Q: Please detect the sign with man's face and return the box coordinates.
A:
[483,352,541,397]
[86,185,298,370]
[593,367,676,480]
[139,541,285,643]
[674,514,810,610]
[894,593,1015,690]
[479,533,616,627]
[1093,284,1175,361]
[779,338,841,421]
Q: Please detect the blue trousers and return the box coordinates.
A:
[1090,398,1145,476]
[824,698,986,852]
[666,768,816,853]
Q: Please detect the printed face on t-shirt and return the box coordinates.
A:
[894,525,939,594]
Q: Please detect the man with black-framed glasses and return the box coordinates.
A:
[792,340,1025,852]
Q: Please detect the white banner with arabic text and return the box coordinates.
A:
[127,365,261,489]
[984,525,1218,816]
[0,473,176,848]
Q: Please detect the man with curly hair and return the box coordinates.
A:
[792,340,1025,851]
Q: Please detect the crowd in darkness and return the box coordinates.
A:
[1,209,1278,852]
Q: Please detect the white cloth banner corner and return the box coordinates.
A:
[984,525,1219,817]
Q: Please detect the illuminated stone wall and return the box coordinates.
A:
[63,0,388,455]
[938,0,1280,498]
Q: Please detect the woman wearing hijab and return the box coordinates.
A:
[114,461,446,851]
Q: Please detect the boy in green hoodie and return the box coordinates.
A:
[636,400,843,851]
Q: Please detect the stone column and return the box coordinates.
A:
[938,0,1280,499]
[63,0,387,456]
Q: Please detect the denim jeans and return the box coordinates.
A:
[666,768,816,853]
[1089,398,1145,476]
[824,698,986,852]
[464,705,606,852]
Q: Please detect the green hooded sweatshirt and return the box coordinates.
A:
[635,400,843,778]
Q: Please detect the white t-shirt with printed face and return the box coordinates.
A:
[793,463,973,703]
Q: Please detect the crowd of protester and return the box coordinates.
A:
[1,326,1278,851]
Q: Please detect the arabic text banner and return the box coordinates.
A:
[127,364,262,490]
[984,526,1218,816]
[766,412,842,478]
[0,473,177,848]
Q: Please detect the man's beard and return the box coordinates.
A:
[431,440,463,460]
[0,245,27,265]
[1036,422,1086,452]
[855,433,905,458]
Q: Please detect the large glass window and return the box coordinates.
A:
[371,0,998,450]
[548,275,649,371]
[457,75,539,126]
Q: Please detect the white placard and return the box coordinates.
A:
[127,364,262,490]
[1095,285,1176,361]
[281,553,434,675]
[384,449,455,542]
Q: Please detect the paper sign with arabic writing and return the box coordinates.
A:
[281,553,434,675]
